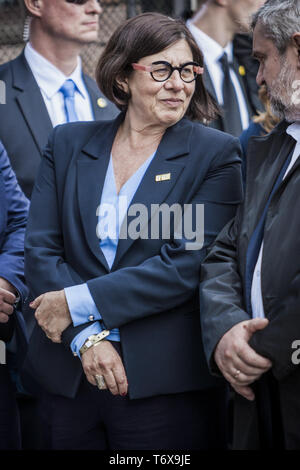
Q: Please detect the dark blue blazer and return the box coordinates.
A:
[0,142,29,347]
[24,113,243,399]
[0,52,119,198]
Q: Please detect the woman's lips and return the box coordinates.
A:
[162,99,183,107]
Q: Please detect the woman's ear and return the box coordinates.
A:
[116,76,129,94]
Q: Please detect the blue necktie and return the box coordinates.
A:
[60,79,79,123]
[245,148,294,315]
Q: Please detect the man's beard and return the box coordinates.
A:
[267,57,300,122]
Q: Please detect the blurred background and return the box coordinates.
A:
[0,0,198,76]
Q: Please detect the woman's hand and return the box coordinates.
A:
[81,340,128,396]
[0,277,18,323]
[30,290,72,343]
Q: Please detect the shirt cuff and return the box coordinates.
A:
[65,283,102,327]
[70,322,103,360]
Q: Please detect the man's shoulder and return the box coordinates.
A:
[0,52,25,78]
[82,72,119,119]
[82,72,105,100]
[188,119,239,147]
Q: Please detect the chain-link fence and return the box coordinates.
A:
[0,0,197,76]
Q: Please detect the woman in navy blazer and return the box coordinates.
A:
[24,13,243,450]
[0,142,29,449]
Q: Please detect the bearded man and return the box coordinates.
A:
[200,0,300,450]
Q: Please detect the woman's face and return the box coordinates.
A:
[123,39,196,130]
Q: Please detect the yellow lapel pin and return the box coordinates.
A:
[97,97,108,108]
[239,65,246,77]
[155,173,171,182]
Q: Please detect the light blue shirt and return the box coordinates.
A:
[66,151,156,358]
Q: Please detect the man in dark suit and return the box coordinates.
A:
[0,0,118,198]
[187,0,265,136]
[201,0,300,449]
[0,142,29,449]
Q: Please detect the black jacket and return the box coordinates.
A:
[200,120,300,449]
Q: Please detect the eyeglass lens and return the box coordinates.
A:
[151,62,198,83]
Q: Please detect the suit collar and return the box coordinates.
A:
[81,112,193,161]
[11,50,39,91]
[203,66,218,103]
[24,42,87,99]
[11,51,53,154]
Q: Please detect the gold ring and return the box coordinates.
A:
[95,374,106,390]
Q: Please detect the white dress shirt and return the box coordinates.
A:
[187,21,250,130]
[251,122,300,318]
[24,42,94,127]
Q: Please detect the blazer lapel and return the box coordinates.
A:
[232,57,253,117]
[83,73,117,121]
[76,114,124,271]
[83,74,102,120]
[111,119,193,269]
[12,52,53,154]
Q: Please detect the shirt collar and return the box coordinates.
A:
[286,122,300,143]
[24,42,88,100]
[187,20,233,64]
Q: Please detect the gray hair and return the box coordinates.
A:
[251,0,300,54]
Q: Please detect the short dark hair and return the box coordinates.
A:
[96,12,218,122]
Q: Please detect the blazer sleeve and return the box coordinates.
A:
[0,143,29,299]
[200,205,250,374]
[0,142,29,341]
[25,137,85,296]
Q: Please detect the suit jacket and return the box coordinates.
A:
[203,56,256,134]
[0,142,29,351]
[0,51,119,198]
[23,113,243,399]
[233,33,263,116]
[200,120,300,449]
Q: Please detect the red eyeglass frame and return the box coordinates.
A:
[132,62,204,82]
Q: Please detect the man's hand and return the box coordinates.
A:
[214,318,272,401]
[81,340,128,397]
[0,277,17,323]
[30,290,72,343]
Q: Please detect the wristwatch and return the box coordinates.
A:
[79,329,110,356]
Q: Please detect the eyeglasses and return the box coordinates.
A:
[132,61,204,83]
[66,0,101,4]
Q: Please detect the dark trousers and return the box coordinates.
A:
[39,381,227,450]
[0,365,21,449]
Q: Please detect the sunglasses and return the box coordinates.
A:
[66,0,101,4]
